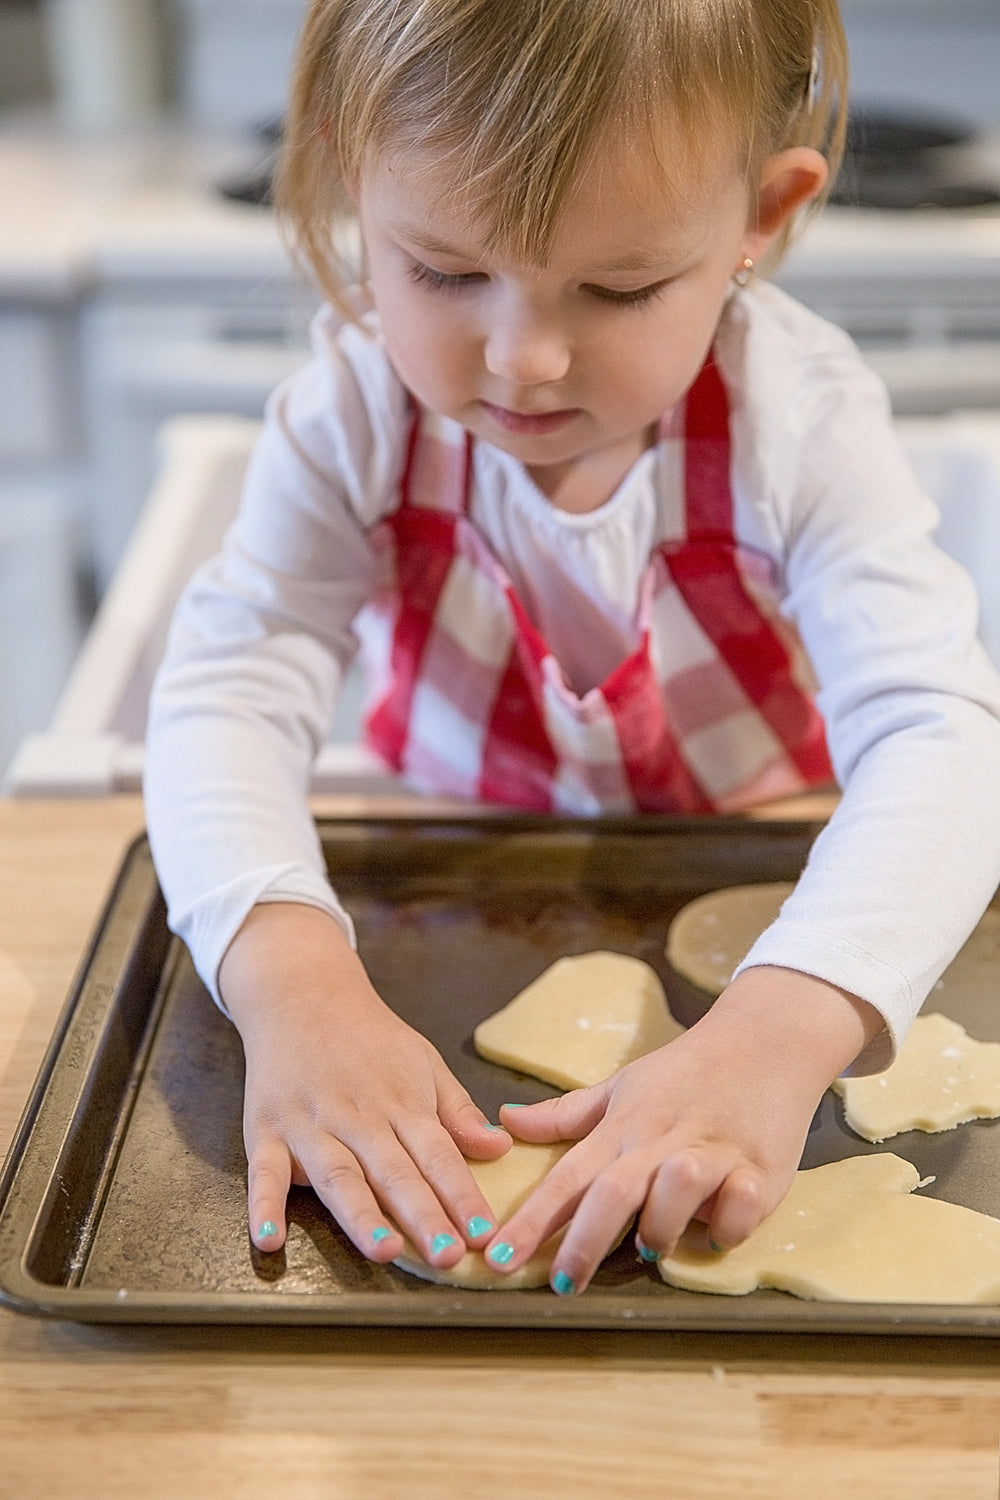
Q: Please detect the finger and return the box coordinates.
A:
[484,1132,618,1278]
[706,1164,771,1250]
[247,1136,293,1250]
[301,1138,407,1261]
[498,1083,609,1143]
[434,1068,513,1160]
[394,1114,506,1248]
[636,1183,717,1264]
[636,1148,733,1259]
[298,1128,464,1267]
[542,1156,651,1295]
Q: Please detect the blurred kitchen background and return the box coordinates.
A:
[0,0,999,787]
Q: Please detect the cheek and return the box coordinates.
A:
[372,290,428,384]
[631,290,727,383]
[380,296,472,398]
[598,323,688,399]
[590,310,715,421]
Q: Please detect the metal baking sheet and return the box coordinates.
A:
[2,813,1000,1332]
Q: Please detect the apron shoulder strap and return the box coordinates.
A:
[399,397,474,516]
[681,354,734,542]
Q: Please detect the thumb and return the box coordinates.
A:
[499,1083,610,1143]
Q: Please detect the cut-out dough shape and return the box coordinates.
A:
[393,1141,571,1288]
[473,950,683,1090]
[833,1012,1000,1142]
[665,882,794,996]
[659,1153,1000,1303]
[668,887,1000,1013]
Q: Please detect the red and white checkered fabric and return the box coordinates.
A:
[357,356,832,812]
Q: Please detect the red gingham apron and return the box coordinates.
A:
[356,356,833,813]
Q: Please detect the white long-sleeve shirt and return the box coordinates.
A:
[144,281,1000,1072]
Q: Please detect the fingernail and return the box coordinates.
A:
[552,1269,575,1296]
[710,1240,725,1253]
[502,1102,527,1109]
[638,1242,660,1264]
[467,1216,493,1238]
[484,1123,507,1132]
[256,1220,278,1240]
[371,1225,392,1244]
[488,1241,515,1266]
[431,1233,457,1256]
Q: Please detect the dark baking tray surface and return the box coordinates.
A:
[2,813,1000,1332]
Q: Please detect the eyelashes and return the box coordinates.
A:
[406,261,484,294]
[405,258,672,308]
[591,279,672,307]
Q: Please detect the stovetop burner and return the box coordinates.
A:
[828,106,1000,211]
[215,117,281,210]
[218,168,274,208]
[830,175,1000,211]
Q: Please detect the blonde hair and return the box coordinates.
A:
[277,0,848,307]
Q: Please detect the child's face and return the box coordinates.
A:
[358,129,818,506]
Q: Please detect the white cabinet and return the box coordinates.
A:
[78,280,311,587]
[0,299,88,775]
[0,309,75,460]
[0,472,85,776]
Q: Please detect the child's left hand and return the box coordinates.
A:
[482,966,883,1294]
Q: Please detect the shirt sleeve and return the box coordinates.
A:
[144,306,408,1006]
[726,298,1000,1072]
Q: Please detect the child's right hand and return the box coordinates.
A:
[218,902,511,1269]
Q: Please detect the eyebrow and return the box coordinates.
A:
[588,252,674,274]
[390,225,483,260]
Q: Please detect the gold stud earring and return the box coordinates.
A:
[733,256,755,288]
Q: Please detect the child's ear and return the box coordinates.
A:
[741,147,828,262]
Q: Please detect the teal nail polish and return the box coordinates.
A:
[256,1220,278,1240]
[371,1225,392,1244]
[552,1270,575,1297]
[484,1123,507,1132]
[710,1240,725,1253]
[502,1102,527,1109]
[488,1241,515,1266]
[638,1242,660,1264]
[431,1233,457,1256]
[467,1216,493,1238]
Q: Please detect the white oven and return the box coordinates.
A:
[779,213,1000,417]
[780,1,1000,411]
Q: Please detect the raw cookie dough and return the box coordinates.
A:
[833,1012,1000,1142]
[665,882,794,996]
[659,1154,1000,1303]
[393,1141,571,1289]
[473,950,683,1090]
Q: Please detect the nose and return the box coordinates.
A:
[484,302,571,387]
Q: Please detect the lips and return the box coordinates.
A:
[480,402,579,436]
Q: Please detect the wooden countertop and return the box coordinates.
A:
[1,796,999,1499]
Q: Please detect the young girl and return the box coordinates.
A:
[145,0,1000,1296]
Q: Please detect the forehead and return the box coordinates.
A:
[366,128,750,270]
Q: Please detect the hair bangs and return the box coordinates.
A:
[277,0,848,306]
